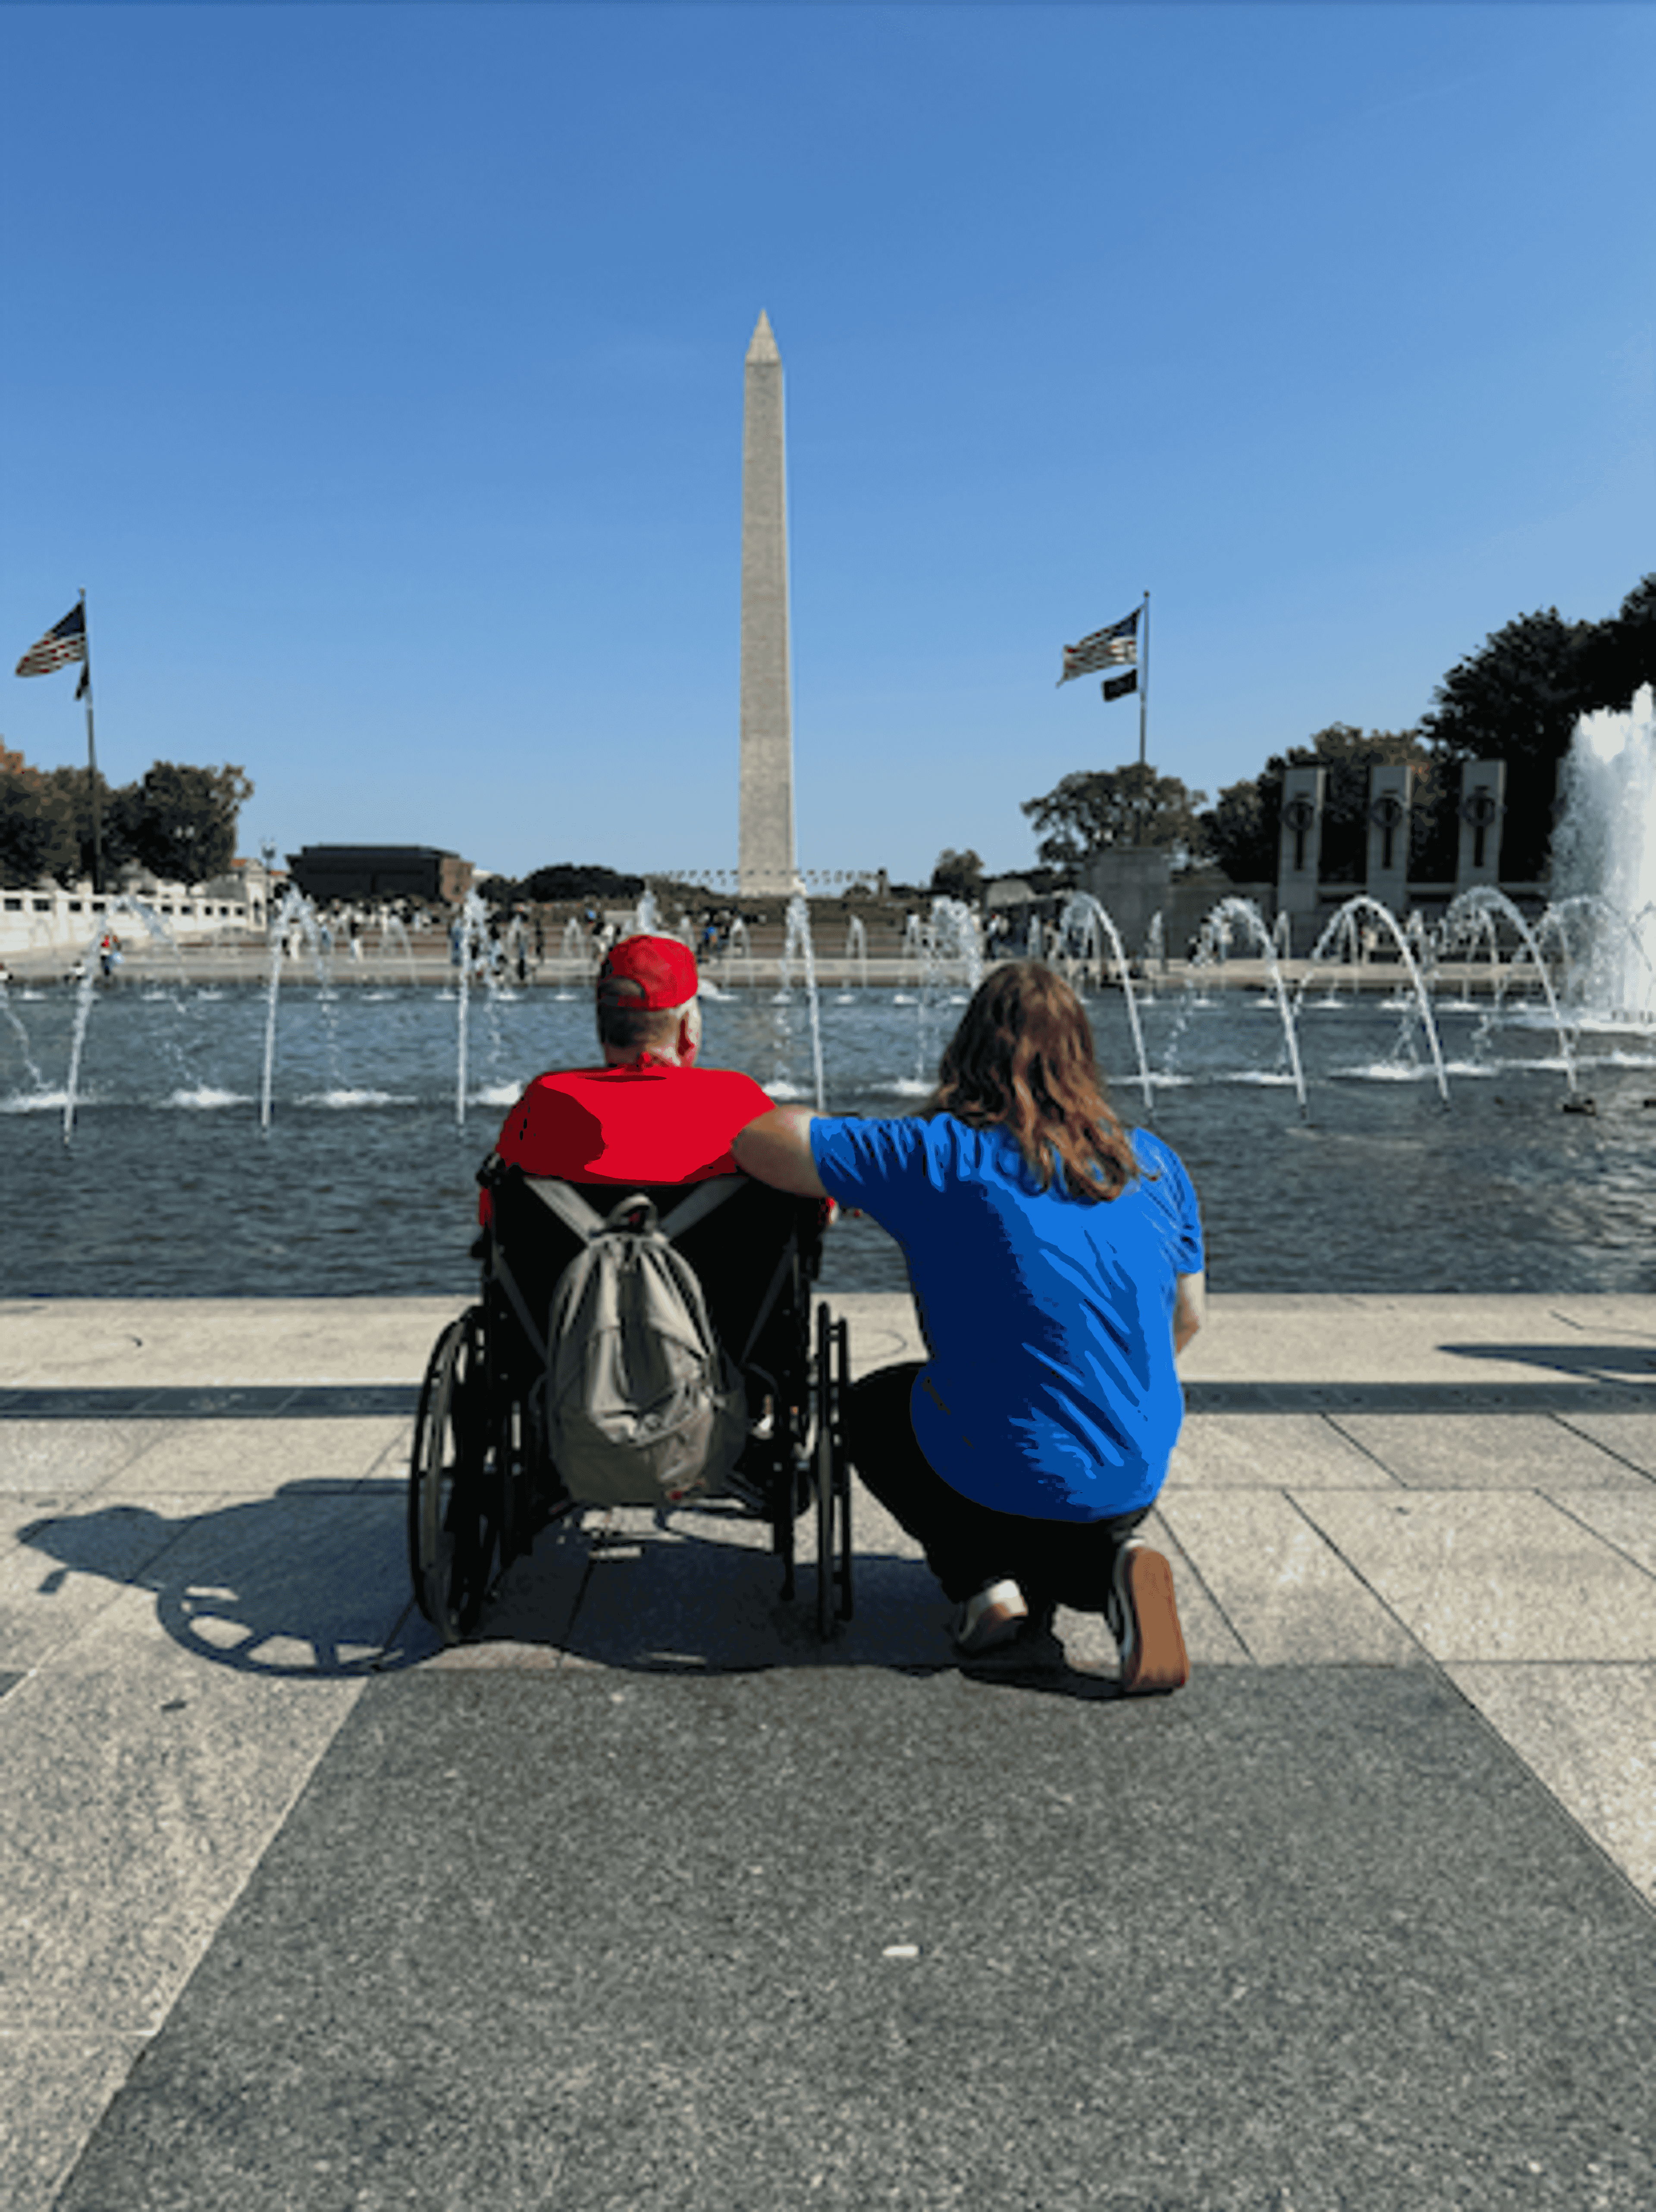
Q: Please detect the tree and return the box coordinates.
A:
[1199,776,1276,885]
[1420,606,1603,880]
[122,762,253,885]
[1020,764,1209,875]
[1421,607,1593,768]
[1578,572,1656,714]
[0,746,78,888]
[510,862,645,905]
[45,763,134,882]
[929,847,984,903]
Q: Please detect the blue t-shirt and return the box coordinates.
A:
[810,1115,1204,1522]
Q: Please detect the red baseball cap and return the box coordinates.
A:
[598,934,700,1010]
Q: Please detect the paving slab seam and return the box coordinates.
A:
[1540,1488,1656,1579]
[1314,1409,1402,1481]
[1272,1487,1436,1663]
[1137,1512,1251,1663]
[1548,1409,1656,1482]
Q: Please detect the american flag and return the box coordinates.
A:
[1058,609,1138,686]
[15,602,87,678]
[1102,671,1138,703]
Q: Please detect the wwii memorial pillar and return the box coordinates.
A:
[739,311,797,900]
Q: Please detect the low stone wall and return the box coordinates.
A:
[0,883,261,963]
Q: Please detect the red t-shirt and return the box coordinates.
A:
[489,1061,775,1192]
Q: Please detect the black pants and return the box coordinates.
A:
[843,1361,1152,1609]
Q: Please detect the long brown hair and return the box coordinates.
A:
[922,960,1139,1203]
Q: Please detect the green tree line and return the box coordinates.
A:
[1015,573,1656,887]
[0,750,253,889]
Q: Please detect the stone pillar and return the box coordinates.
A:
[1455,761,1506,891]
[1276,765,1327,953]
[1080,848,1172,958]
[1365,762,1413,918]
[739,311,796,900]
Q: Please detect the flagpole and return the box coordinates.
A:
[79,590,104,895]
[1135,589,1150,844]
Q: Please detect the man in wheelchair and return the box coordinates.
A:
[481,932,775,1202]
[410,933,853,1645]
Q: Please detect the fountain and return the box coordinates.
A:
[9,860,1656,1304]
[772,895,826,1112]
[1191,896,1308,1118]
[261,885,309,1131]
[722,916,758,992]
[899,911,924,992]
[0,979,48,1097]
[838,913,869,1000]
[1532,895,1656,1018]
[1293,894,1449,1107]
[61,895,199,1143]
[1143,911,1166,985]
[1551,684,1656,1022]
[1057,893,1157,1117]
[1436,887,1578,1097]
[380,911,420,991]
[929,897,982,996]
[452,888,495,1126]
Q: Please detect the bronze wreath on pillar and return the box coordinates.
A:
[1281,794,1316,872]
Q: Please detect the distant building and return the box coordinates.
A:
[985,876,1036,910]
[286,845,473,904]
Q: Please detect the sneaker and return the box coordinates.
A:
[953,1578,1029,1656]
[1107,1539,1189,1694]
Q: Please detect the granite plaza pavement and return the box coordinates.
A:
[4,1288,1656,2211]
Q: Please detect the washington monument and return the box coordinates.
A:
[738,310,796,898]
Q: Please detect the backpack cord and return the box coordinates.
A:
[497,1174,794,1371]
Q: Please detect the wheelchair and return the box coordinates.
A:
[408,1158,854,1646]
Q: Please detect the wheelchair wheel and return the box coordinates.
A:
[408,1308,504,1644]
[814,1305,855,1637]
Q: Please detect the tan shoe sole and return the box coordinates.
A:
[1119,1546,1190,1695]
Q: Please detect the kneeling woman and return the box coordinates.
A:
[730,960,1204,1692]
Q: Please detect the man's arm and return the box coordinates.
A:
[1173,1270,1205,1358]
[730,1106,828,1198]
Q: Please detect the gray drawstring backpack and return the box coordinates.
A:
[511,1178,772,1509]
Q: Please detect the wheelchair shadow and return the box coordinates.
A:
[472,1503,1132,1700]
[16,1481,429,1680]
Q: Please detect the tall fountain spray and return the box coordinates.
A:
[777,894,826,1111]
[63,896,191,1144]
[1201,896,1308,1117]
[1056,893,1157,1116]
[1552,684,1656,1021]
[1295,894,1449,1107]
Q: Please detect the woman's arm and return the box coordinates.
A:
[730,1106,828,1199]
[1173,1270,1205,1358]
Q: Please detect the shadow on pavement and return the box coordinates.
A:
[17,1484,1132,1698]
[1443,1338,1656,1383]
[17,1480,428,1678]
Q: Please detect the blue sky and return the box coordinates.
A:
[3,3,1652,890]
